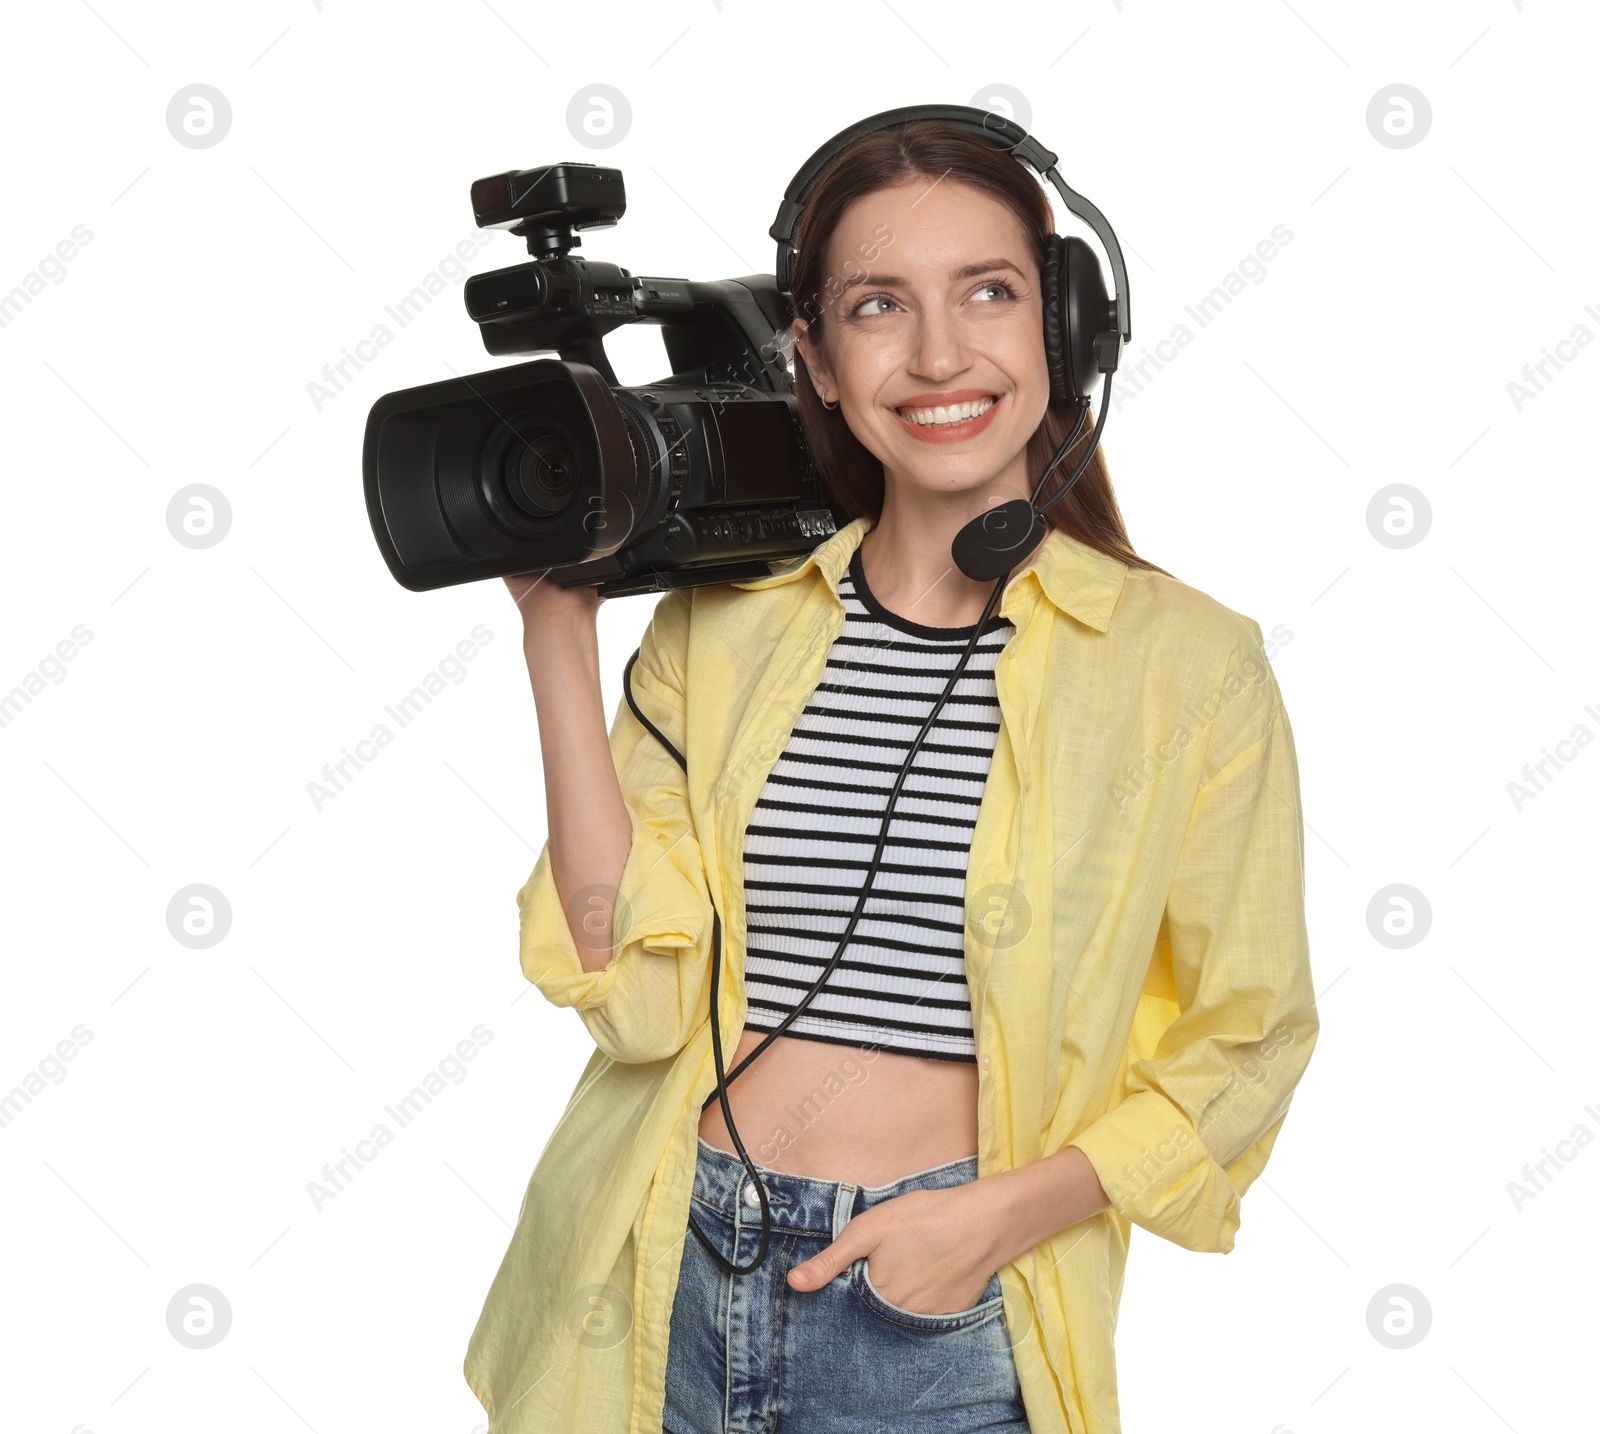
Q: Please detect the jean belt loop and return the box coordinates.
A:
[831,1181,858,1241]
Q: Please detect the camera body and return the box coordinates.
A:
[363,162,839,595]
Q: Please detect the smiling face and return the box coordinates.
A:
[793,175,1051,517]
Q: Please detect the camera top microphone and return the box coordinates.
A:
[470,163,625,257]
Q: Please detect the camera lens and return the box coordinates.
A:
[475,414,585,533]
[367,356,644,585]
[507,431,578,518]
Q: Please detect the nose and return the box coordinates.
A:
[910,302,971,382]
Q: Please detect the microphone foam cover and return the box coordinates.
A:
[951,499,1048,582]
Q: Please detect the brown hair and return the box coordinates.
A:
[786,120,1172,579]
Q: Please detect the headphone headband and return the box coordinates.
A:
[769,103,1131,345]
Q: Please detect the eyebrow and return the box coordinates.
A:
[837,258,1024,293]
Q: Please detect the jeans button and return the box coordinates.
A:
[743,1180,762,1207]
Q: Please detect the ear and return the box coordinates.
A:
[792,317,835,400]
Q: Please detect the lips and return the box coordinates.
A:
[891,392,1004,444]
[894,390,1000,419]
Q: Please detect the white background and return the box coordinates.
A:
[2,1,1594,1431]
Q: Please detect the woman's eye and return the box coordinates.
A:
[850,281,1015,318]
[974,280,1016,302]
[851,293,897,317]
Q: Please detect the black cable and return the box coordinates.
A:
[617,365,1117,1276]
[1031,370,1112,515]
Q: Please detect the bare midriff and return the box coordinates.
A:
[697,1026,981,1188]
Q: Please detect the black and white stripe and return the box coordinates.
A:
[740,545,1015,1063]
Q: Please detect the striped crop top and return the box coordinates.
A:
[739,543,1016,1063]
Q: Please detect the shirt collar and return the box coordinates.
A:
[730,513,1127,633]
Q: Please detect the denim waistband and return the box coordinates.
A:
[691,1135,980,1241]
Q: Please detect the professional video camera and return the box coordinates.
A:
[362,162,839,595]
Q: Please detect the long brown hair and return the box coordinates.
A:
[786,120,1172,579]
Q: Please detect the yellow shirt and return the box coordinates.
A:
[465,515,1319,1434]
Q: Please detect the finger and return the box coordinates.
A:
[788,1227,867,1291]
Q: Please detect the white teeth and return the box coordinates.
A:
[898,396,997,426]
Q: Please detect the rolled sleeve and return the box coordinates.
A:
[515,590,716,1065]
[1070,665,1319,1254]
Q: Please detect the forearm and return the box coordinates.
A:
[977,1145,1112,1269]
[523,624,632,975]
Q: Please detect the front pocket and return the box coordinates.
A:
[849,1258,1004,1333]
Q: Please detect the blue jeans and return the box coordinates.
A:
[662,1135,1032,1433]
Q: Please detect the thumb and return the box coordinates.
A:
[788,1226,864,1291]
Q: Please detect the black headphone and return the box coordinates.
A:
[623,104,1130,1277]
[773,103,1130,407]
[771,102,1131,580]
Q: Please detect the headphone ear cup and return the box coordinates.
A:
[1062,234,1112,401]
[1040,234,1070,406]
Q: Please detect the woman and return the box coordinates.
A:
[466,123,1318,1434]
